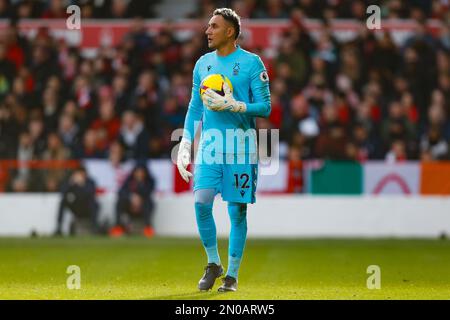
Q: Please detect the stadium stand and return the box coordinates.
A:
[0,0,449,193]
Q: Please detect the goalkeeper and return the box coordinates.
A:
[177,8,271,292]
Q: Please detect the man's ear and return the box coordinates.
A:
[226,26,234,39]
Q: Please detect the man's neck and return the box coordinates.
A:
[216,42,238,57]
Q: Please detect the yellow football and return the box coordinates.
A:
[199,74,233,97]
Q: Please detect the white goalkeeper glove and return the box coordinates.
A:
[176,138,193,183]
[202,82,247,113]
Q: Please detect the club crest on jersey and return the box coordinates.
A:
[260,71,269,82]
[233,62,240,76]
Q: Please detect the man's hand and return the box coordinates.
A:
[202,82,247,113]
[176,138,193,183]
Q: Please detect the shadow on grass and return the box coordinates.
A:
[144,291,227,300]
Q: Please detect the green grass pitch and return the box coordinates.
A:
[0,237,449,299]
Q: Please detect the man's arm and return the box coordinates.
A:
[182,59,204,142]
[87,178,97,195]
[177,58,204,183]
[244,55,271,118]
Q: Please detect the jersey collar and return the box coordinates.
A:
[215,45,241,60]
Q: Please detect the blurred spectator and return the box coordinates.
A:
[303,74,334,112]
[0,0,11,18]
[420,125,449,160]
[108,140,126,168]
[3,22,28,71]
[339,44,363,93]
[426,103,450,140]
[286,146,303,193]
[276,34,309,91]
[400,43,436,122]
[282,94,318,159]
[106,140,133,193]
[30,44,59,96]
[14,0,41,19]
[28,116,47,157]
[351,122,378,161]
[112,74,131,114]
[315,122,349,160]
[73,75,96,123]
[0,42,16,98]
[231,0,256,19]
[41,86,60,131]
[54,167,100,236]
[380,101,417,157]
[110,0,132,18]
[9,131,34,192]
[77,128,106,159]
[41,132,71,192]
[122,18,154,73]
[420,102,450,160]
[109,163,156,238]
[80,0,95,19]
[58,113,81,154]
[160,96,185,151]
[296,0,327,19]
[401,92,419,125]
[118,110,149,160]
[0,103,18,158]
[315,103,350,160]
[386,139,408,163]
[438,24,450,51]
[90,97,121,151]
[253,0,289,19]
[41,0,69,19]
[130,70,161,125]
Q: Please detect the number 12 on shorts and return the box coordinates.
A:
[234,173,250,189]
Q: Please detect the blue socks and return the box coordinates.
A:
[194,190,248,280]
[195,202,221,265]
[226,202,248,280]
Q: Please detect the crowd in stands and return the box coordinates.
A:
[1,0,449,21]
[0,0,449,193]
[0,0,160,19]
[191,0,450,21]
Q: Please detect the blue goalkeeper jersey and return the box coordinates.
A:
[182,45,271,156]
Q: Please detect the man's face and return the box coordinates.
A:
[134,168,146,182]
[205,15,234,49]
[72,171,86,186]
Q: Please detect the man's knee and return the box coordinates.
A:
[194,188,216,204]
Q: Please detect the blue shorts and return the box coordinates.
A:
[193,153,258,204]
